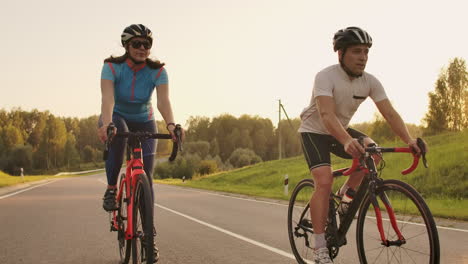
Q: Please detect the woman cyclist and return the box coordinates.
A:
[97,24,184,260]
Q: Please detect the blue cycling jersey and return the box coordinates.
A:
[101,58,168,122]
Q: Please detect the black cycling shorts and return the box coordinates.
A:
[300,128,368,170]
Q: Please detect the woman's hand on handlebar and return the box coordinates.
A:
[98,123,116,143]
[167,123,185,142]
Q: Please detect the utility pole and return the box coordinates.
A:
[278,100,295,160]
[278,99,282,160]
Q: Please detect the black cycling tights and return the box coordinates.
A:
[102,113,157,198]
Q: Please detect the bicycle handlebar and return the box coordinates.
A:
[103,123,183,162]
[342,137,427,176]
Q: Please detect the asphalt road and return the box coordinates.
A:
[0,173,467,264]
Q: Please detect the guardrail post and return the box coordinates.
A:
[284,174,289,196]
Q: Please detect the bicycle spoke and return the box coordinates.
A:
[399,247,418,264]
[404,229,429,241]
[401,246,430,256]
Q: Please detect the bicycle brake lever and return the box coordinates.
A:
[175,124,183,152]
[416,138,428,168]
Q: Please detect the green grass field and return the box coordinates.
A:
[0,171,55,187]
[158,130,468,220]
[0,170,101,188]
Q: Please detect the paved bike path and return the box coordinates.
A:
[0,173,467,263]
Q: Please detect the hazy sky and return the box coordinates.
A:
[1,0,466,127]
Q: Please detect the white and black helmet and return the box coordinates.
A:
[121,24,153,46]
[333,27,372,52]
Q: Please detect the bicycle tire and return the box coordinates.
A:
[131,173,155,264]
[117,173,131,264]
[356,179,440,264]
[287,179,316,264]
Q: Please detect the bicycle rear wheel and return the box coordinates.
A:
[356,179,440,264]
[131,173,155,264]
[287,179,315,264]
[117,173,131,264]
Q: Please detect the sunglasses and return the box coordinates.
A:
[130,40,152,50]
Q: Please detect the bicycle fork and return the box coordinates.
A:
[370,189,406,247]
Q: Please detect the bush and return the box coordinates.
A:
[154,154,200,179]
[4,144,33,175]
[183,141,210,159]
[227,148,262,168]
[198,160,218,175]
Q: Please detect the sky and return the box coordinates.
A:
[1,0,467,127]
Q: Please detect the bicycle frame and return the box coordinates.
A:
[106,127,182,241]
[111,142,146,240]
[332,144,424,248]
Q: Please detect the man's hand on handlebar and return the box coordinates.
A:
[344,138,365,158]
[407,138,428,156]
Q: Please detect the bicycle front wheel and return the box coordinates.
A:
[356,179,440,264]
[287,179,315,264]
[117,173,131,264]
[131,173,155,264]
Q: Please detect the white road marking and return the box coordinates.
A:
[155,203,298,261]
[0,179,62,200]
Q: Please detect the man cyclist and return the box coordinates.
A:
[298,26,426,263]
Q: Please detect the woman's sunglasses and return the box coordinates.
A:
[130,40,152,50]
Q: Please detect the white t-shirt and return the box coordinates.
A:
[299,64,388,134]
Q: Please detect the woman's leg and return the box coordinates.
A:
[99,114,128,211]
[105,114,128,186]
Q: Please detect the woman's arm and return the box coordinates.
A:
[98,79,115,142]
[156,84,175,127]
[156,83,185,141]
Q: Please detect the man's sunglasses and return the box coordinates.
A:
[130,40,152,50]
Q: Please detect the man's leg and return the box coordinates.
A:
[310,166,334,246]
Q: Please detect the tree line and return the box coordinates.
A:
[0,110,172,175]
[1,57,465,177]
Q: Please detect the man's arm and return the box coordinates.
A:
[375,99,422,153]
[375,99,411,143]
[317,96,364,157]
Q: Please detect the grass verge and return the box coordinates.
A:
[156,131,468,220]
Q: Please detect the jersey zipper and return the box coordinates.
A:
[130,72,136,101]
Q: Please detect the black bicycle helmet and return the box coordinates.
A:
[333,27,372,52]
[121,24,153,46]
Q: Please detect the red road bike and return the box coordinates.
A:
[104,123,182,264]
